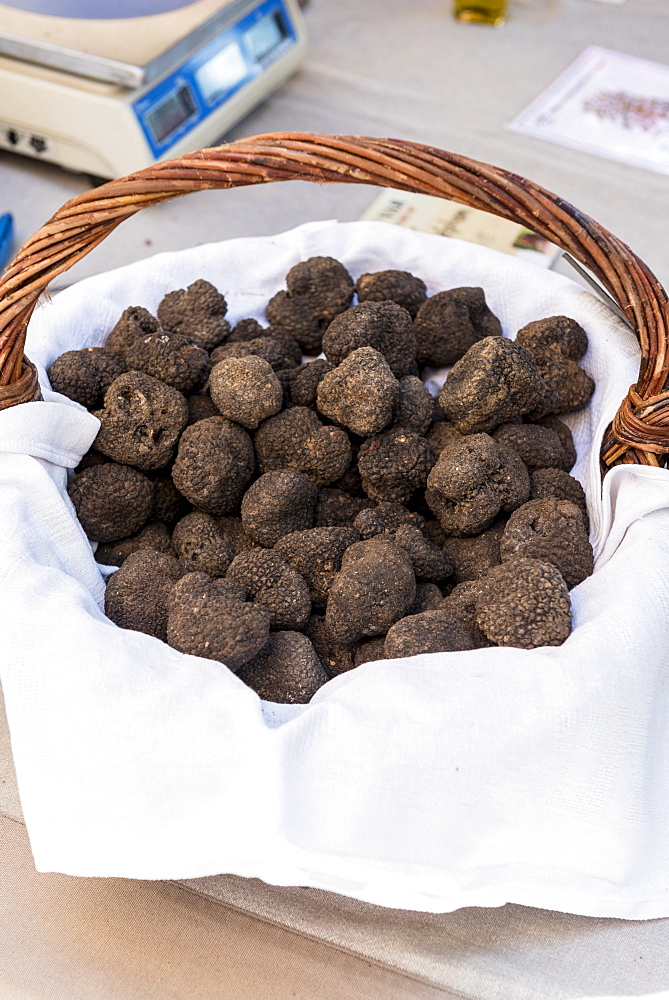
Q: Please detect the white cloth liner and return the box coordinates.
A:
[1,220,668,917]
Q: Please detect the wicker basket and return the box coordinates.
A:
[0,131,668,468]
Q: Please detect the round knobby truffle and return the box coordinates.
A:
[172,416,255,515]
[209,355,283,429]
[475,557,572,648]
[523,344,595,420]
[186,392,219,425]
[241,470,318,547]
[325,538,416,645]
[392,376,434,436]
[515,315,588,360]
[353,500,424,539]
[227,549,311,630]
[322,300,417,377]
[441,520,505,583]
[96,520,173,567]
[393,524,454,583]
[425,433,529,536]
[500,498,593,589]
[414,286,502,366]
[68,462,154,542]
[167,572,270,670]
[384,610,476,658]
[533,415,577,472]
[492,422,565,473]
[125,331,211,395]
[157,279,230,351]
[438,336,545,434]
[93,371,189,471]
[275,526,359,608]
[358,429,436,503]
[285,358,334,407]
[314,488,374,527]
[254,406,351,487]
[355,269,427,318]
[530,467,589,528]
[265,256,355,355]
[210,337,288,372]
[172,511,235,576]
[236,631,329,704]
[105,549,182,641]
[105,305,160,359]
[316,346,400,436]
[48,348,127,409]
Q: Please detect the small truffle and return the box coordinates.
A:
[492,423,565,473]
[266,256,355,355]
[393,524,454,582]
[314,488,374,527]
[353,501,424,539]
[515,315,588,360]
[530,467,589,528]
[475,557,572,648]
[439,336,544,434]
[275,526,359,608]
[172,511,235,576]
[384,610,476,658]
[354,637,388,666]
[68,462,154,542]
[322,300,417,377]
[93,371,188,471]
[392,376,434,435]
[151,472,190,525]
[408,582,444,614]
[157,279,230,351]
[533,415,577,472]
[414,286,502,366]
[358,429,435,503]
[304,615,356,676]
[499,498,593,589]
[228,318,303,367]
[241,470,318,546]
[96,520,173,567]
[254,406,351,486]
[210,337,288,372]
[216,516,261,556]
[48,348,126,409]
[441,520,505,583]
[524,344,595,420]
[172,416,255,514]
[316,346,400,436]
[227,549,311,630]
[186,392,219,425]
[355,269,427,318]
[105,549,182,641]
[286,359,334,407]
[236,631,329,703]
[439,579,492,648]
[105,306,160,359]
[125,332,211,395]
[425,420,462,454]
[209,355,283,429]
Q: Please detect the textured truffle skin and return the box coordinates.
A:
[425,421,462,454]
[325,538,416,644]
[229,318,303,366]
[414,287,502,366]
[500,498,594,589]
[172,511,234,576]
[167,572,270,670]
[524,344,595,420]
[409,582,444,614]
[93,371,189,471]
[241,470,318,546]
[266,256,355,355]
[236,631,329,704]
[125,332,211,394]
[475,557,572,648]
[105,549,182,640]
[358,429,435,503]
[354,637,388,666]
[441,520,505,583]
[286,359,334,407]
[210,337,288,372]
[439,579,493,648]
[425,433,529,536]
[254,406,351,486]
[322,300,417,377]
[392,376,434,435]
[355,269,427,318]
[314,488,373,527]
[216,516,261,556]
[151,472,190,525]
[209,355,283,429]
[530,468,589,528]
[172,416,255,514]
[157,279,230,351]
[515,315,588,360]
[275,526,359,608]
[384,610,476,658]
[439,336,544,434]
[316,346,400,436]
[186,392,219,425]
[68,463,154,542]
[48,348,127,408]
[96,520,172,567]
[393,524,454,582]
[492,423,565,473]
[304,615,356,676]
[227,550,311,630]
[534,415,576,472]
[353,501,424,539]
[105,306,160,359]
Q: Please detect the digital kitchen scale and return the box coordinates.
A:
[0,0,307,178]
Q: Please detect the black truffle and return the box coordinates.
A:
[304,615,356,677]
[414,286,502,366]
[353,501,424,539]
[392,376,434,435]
[236,631,329,703]
[316,346,400,436]
[354,637,388,666]
[475,557,572,648]
[358,429,435,503]
[499,498,593,589]
[355,269,427,318]
[275,526,359,608]
[384,610,476,658]
[524,344,595,420]
[172,511,235,576]
[314,488,374,527]
[68,462,154,542]
[441,520,505,583]
[533,415,576,472]
[254,406,351,486]
[322,300,416,377]
[105,306,160,359]
[96,519,173,567]
[228,318,303,367]
[157,279,230,351]
[529,467,589,528]
[171,416,255,514]
[439,579,493,648]
[408,582,444,614]
[125,332,210,395]
[265,256,354,356]
[515,315,588,360]
[241,469,318,547]
[210,337,288,372]
[227,549,311,630]
[186,392,219,425]
[286,358,334,407]
[105,549,182,641]
[393,524,454,582]
[492,422,565,473]
[48,348,126,409]
[425,420,462,454]
[209,355,283,429]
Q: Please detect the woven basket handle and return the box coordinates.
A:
[1,132,667,467]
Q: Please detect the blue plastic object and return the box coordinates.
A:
[0,213,14,271]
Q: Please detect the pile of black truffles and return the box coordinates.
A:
[53,260,596,704]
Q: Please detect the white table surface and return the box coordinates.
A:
[2,1,669,997]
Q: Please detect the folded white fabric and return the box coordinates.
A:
[1,220,669,917]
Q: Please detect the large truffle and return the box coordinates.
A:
[125,332,210,395]
[524,345,595,420]
[266,256,355,355]
[492,422,565,473]
[355,269,427,318]
[325,538,416,644]
[439,336,544,434]
[322,300,417,377]
[171,416,255,514]
[241,470,318,546]
[68,462,154,542]
[475,557,572,648]
[236,631,329,703]
[254,406,351,486]
[209,355,283,429]
[172,511,235,576]
[93,371,188,471]
[275,526,359,608]
[414,287,502,366]
[105,549,182,641]
[105,306,160,359]
[384,610,476,658]
[316,346,400,436]
[96,520,173,567]
[157,278,230,351]
[227,550,311,630]
[48,348,126,409]
[358,429,435,503]
[439,579,492,648]
[499,498,593,589]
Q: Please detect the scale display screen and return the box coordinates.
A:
[134,0,296,155]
